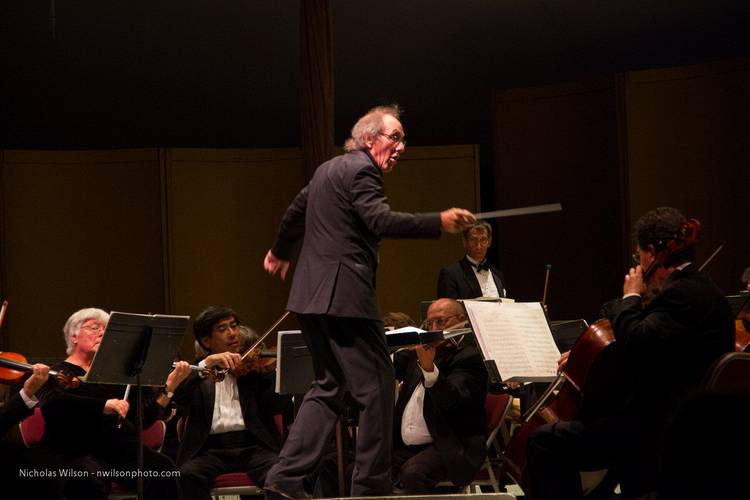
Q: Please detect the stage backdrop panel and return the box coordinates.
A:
[623,58,750,293]
[0,149,164,357]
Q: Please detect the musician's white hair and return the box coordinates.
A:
[63,307,110,355]
[344,105,401,152]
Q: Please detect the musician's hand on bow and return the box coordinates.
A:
[415,343,436,372]
[104,399,130,419]
[264,250,290,280]
[557,350,570,373]
[23,363,50,397]
[166,361,191,392]
[205,352,242,371]
[623,265,645,297]
[440,208,476,233]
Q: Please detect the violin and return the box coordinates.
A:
[0,300,80,389]
[0,351,81,389]
[207,311,288,382]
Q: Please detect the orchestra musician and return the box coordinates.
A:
[36,307,186,500]
[262,104,475,498]
[437,220,507,299]
[525,207,735,499]
[172,305,290,500]
[391,298,487,493]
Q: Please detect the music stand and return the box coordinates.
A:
[82,311,189,500]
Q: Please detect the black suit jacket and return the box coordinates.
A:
[0,391,33,435]
[272,149,442,320]
[393,339,488,486]
[173,370,286,465]
[603,264,734,491]
[437,256,506,299]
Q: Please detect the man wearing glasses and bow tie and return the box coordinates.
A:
[437,221,507,300]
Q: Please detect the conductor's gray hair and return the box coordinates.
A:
[344,105,401,152]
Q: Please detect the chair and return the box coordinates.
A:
[657,351,750,499]
[19,408,168,500]
[18,406,45,447]
[436,392,514,494]
[463,392,514,493]
[178,414,283,499]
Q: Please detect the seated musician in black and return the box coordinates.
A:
[391,298,487,493]
[173,305,289,500]
[525,207,735,499]
[36,307,188,500]
[0,363,62,498]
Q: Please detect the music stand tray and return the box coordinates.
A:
[275,330,314,395]
[82,311,189,387]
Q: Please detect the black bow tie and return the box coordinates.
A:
[473,261,491,272]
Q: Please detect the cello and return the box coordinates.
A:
[501,319,617,493]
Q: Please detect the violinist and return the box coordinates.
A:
[0,364,60,498]
[525,207,735,500]
[36,307,185,500]
[172,305,289,500]
[0,363,49,433]
[391,298,487,493]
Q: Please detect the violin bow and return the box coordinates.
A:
[698,241,724,272]
[210,311,290,381]
[0,300,8,330]
[541,264,552,307]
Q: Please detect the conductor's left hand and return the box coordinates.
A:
[264,250,290,280]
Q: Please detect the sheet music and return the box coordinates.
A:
[463,300,560,382]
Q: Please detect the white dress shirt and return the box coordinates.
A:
[466,255,501,298]
[401,364,439,445]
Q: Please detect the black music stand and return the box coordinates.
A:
[82,311,189,500]
[727,292,750,318]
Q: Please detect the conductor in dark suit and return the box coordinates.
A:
[437,221,507,299]
[392,298,487,493]
[174,305,289,500]
[262,104,475,498]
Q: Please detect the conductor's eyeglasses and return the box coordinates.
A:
[379,132,406,146]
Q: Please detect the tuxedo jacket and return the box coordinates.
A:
[272,149,442,320]
[393,339,488,486]
[173,370,286,465]
[437,256,506,299]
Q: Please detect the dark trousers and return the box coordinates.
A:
[265,314,395,497]
[391,444,448,494]
[526,418,651,500]
[178,437,277,500]
[61,446,177,500]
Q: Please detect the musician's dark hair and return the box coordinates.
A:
[634,206,695,265]
[383,311,417,329]
[742,266,750,285]
[462,221,493,240]
[193,305,240,351]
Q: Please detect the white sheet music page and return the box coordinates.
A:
[463,300,560,382]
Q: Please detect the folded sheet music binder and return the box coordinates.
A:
[385,326,470,349]
[82,311,189,387]
[462,300,560,384]
[275,330,315,395]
